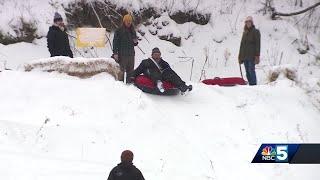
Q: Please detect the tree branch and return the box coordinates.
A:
[272,2,320,19]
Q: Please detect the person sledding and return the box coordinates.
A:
[127,47,192,93]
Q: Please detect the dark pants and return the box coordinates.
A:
[147,68,185,88]
[119,55,135,81]
[244,59,257,85]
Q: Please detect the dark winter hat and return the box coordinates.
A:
[121,150,134,163]
[152,47,161,54]
[54,12,63,22]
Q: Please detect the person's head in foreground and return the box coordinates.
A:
[121,150,134,165]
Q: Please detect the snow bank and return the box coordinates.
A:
[23,57,121,79]
[0,71,319,180]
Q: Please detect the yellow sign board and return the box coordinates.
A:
[76,28,106,48]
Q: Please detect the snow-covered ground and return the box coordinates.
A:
[1,0,320,179]
[0,70,319,180]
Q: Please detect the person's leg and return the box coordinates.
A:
[248,60,257,85]
[118,55,127,81]
[161,69,186,87]
[244,60,252,84]
[145,70,164,92]
[126,55,135,74]
[120,56,135,82]
[245,60,257,85]
[147,70,162,85]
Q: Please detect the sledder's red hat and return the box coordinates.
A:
[121,150,134,163]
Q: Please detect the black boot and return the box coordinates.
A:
[179,84,193,93]
[187,85,193,91]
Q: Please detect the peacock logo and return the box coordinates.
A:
[261,146,276,156]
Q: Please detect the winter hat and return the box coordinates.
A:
[245,16,253,22]
[54,12,63,22]
[123,14,133,23]
[152,47,161,54]
[121,150,134,163]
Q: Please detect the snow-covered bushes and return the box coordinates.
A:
[303,79,320,111]
[146,14,183,46]
[0,17,38,45]
[169,11,210,25]
[64,0,159,31]
[64,0,210,32]
[267,66,298,82]
[23,57,121,79]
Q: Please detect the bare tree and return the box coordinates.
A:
[295,0,303,7]
[271,2,320,19]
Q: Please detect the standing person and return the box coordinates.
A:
[238,16,261,85]
[112,14,138,81]
[107,150,145,180]
[127,47,192,93]
[47,12,73,58]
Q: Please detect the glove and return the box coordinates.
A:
[254,56,260,64]
[133,38,138,46]
[111,54,119,63]
[238,57,244,64]
[126,76,135,84]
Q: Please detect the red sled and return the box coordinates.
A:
[134,75,180,95]
[202,77,247,86]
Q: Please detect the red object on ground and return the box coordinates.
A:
[135,75,176,89]
[202,77,247,86]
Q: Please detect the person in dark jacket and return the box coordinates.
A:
[128,47,192,93]
[238,16,261,85]
[112,14,138,81]
[47,12,73,58]
[107,150,145,180]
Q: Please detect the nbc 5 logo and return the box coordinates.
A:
[261,145,288,162]
[275,145,288,162]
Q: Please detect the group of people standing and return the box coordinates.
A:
[47,13,260,87]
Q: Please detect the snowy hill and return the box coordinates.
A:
[1,0,320,179]
[0,70,319,180]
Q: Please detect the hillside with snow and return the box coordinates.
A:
[1,0,320,179]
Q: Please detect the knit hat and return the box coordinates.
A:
[152,47,161,54]
[245,16,253,22]
[54,12,63,22]
[121,150,134,163]
[123,14,133,23]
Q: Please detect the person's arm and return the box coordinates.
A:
[113,29,120,54]
[255,29,261,57]
[47,30,55,56]
[238,33,244,62]
[132,60,146,77]
[132,29,138,46]
[68,48,73,58]
[126,60,146,83]
[65,32,73,58]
